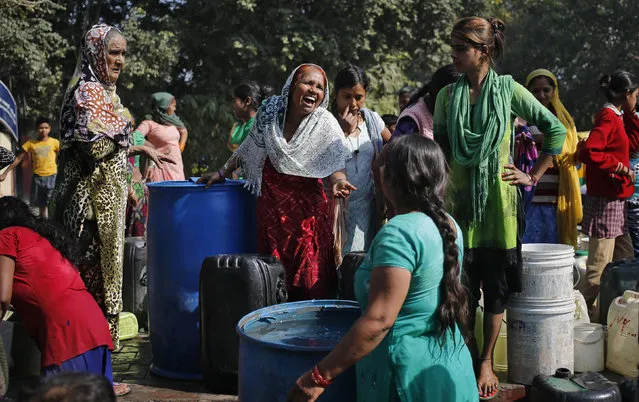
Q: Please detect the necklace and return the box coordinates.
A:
[347,121,361,172]
[347,134,360,155]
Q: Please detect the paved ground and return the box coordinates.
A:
[113,334,238,402]
[1,332,630,401]
[1,333,237,402]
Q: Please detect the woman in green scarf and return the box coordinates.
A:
[134,92,186,181]
[228,82,273,152]
[433,17,566,400]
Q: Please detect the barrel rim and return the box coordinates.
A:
[147,179,249,190]
[236,300,361,352]
[574,322,604,332]
[521,243,575,256]
[507,297,575,315]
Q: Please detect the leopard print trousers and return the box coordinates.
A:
[51,138,127,349]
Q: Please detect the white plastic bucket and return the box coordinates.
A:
[507,297,575,385]
[520,244,575,300]
[606,290,639,377]
[574,323,605,372]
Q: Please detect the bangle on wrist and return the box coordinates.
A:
[217,169,226,179]
[311,366,332,388]
[528,173,538,186]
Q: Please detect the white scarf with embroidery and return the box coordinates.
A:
[231,64,349,195]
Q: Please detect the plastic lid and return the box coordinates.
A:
[554,368,572,378]
[575,250,588,256]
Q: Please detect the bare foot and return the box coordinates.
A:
[477,359,499,399]
[113,382,131,397]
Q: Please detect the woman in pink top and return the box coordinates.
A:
[392,64,459,139]
[134,92,186,181]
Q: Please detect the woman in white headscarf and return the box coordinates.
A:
[199,64,354,301]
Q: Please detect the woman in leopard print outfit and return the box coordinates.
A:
[51,25,171,349]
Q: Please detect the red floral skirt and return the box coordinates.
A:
[257,159,337,301]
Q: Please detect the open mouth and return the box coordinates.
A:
[302,95,317,107]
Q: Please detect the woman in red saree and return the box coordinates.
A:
[200,64,354,301]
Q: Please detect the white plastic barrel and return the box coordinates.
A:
[507,297,575,385]
[574,323,605,372]
[520,244,575,300]
[606,290,639,377]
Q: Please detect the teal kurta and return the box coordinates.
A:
[354,212,477,402]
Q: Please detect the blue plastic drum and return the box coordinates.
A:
[146,179,257,379]
[237,300,360,401]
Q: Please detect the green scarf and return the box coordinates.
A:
[448,69,514,223]
[230,117,255,146]
[149,92,185,128]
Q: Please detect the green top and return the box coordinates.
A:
[433,80,566,250]
[130,130,146,168]
[354,212,476,402]
[229,117,255,146]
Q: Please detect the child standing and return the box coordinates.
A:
[0,117,59,218]
[579,71,637,311]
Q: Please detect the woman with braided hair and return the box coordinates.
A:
[287,135,476,402]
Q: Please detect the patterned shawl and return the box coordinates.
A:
[448,69,515,223]
[233,64,349,195]
[0,146,15,170]
[59,24,132,148]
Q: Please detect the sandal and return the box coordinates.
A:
[113,382,131,397]
[477,359,499,401]
[479,387,499,401]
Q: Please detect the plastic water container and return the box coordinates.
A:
[530,369,621,402]
[599,259,639,326]
[574,323,604,372]
[119,312,139,341]
[520,244,575,300]
[507,297,575,385]
[574,251,588,293]
[606,290,639,377]
[237,300,359,401]
[146,179,258,379]
[573,290,590,325]
[474,307,508,380]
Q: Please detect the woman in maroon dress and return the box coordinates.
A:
[199,64,354,300]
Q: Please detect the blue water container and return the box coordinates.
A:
[146,179,257,380]
[237,300,360,401]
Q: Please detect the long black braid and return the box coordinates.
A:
[380,135,469,343]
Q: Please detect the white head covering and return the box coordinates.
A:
[233,63,349,195]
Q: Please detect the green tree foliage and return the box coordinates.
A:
[173,0,475,173]
[9,0,637,176]
[500,0,639,130]
[0,1,68,134]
